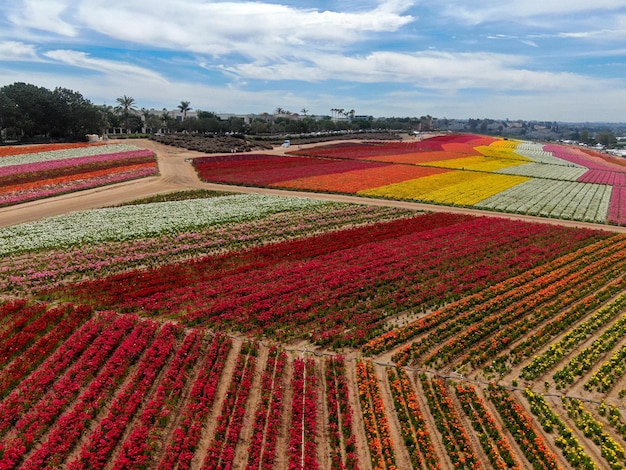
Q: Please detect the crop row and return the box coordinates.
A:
[386,367,439,468]
[0,193,332,255]
[492,274,626,375]
[553,307,626,388]
[419,374,481,469]
[40,212,607,348]
[158,333,232,469]
[325,356,358,470]
[455,383,521,469]
[0,202,411,295]
[1,314,157,468]
[385,234,625,366]
[202,341,259,469]
[562,397,626,468]
[288,357,319,470]
[246,346,287,470]
[524,390,599,468]
[356,359,396,470]
[486,385,561,469]
[0,144,157,207]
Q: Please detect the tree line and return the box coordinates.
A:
[0,82,437,143]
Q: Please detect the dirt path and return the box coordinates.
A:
[2,138,626,233]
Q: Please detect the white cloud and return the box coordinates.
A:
[0,41,38,61]
[43,50,170,84]
[441,0,626,25]
[68,0,414,58]
[222,50,613,94]
[8,0,77,36]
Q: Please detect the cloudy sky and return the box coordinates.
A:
[1,0,625,121]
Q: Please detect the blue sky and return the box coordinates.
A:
[1,0,625,121]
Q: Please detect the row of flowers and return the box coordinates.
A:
[489,275,626,375]
[0,311,116,440]
[111,329,206,469]
[553,306,626,388]
[356,360,397,470]
[0,143,139,168]
[203,341,259,469]
[245,345,287,470]
[158,333,233,469]
[524,389,599,469]
[38,212,607,348]
[66,323,180,469]
[386,367,439,468]
[0,203,411,295]
[455,383,521,469]
[288,357,319,470]
[0,143,157,207]
[0,164,158,207]
[386,234,623,366]
[562,397,626,468]
[325,356,359,470]
[520,289,626,380]
[486,385,561,469]
[450,244,626,369]
[0,142,106,158]
[478,178,613,224]
[419,374,481,469]
[0,302,92,400]
[0,194,330,256]
[1,314,156,468]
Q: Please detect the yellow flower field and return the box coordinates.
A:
[474,144,531,162]
[359,171,529,205]
[419,155,527,172]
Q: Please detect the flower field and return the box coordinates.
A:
[4,135,626,468]
[193,133,626,225]
[0,142,157,206]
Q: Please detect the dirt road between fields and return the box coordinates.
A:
[1,138,625,234]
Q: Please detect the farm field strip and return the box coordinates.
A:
[356,359,397,470]
[0,143,141,168]
[38,213,608,348]
[245,345,287,470]
[191,134,626,225]
[495,161,588,180]
[324,356,359,470]
[0,194,331,255]
[0,143,158,207]
[0,202,411,295]
[478,178,612,222]
[366,233,622,357]
[288,357,319,469]
[386,367,440,468]
[419,374,482,469]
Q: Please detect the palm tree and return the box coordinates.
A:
[161,108,172,133]
[115,95,136,132]
[178,101,192,120]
